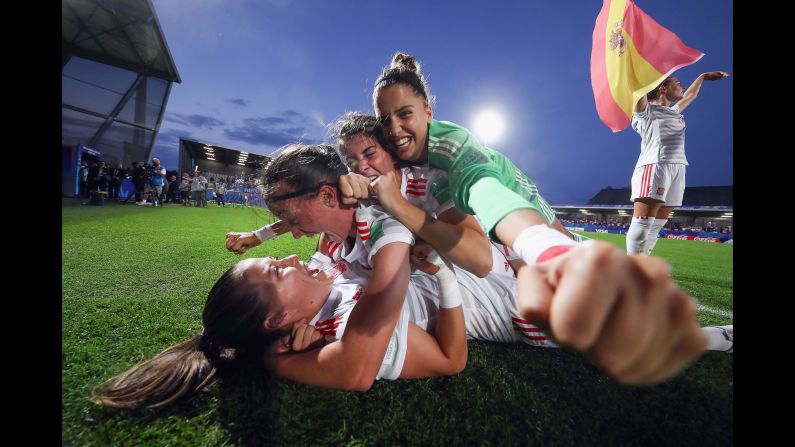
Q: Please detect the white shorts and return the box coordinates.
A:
[630,163,686,206]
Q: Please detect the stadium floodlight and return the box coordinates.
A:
[473,109,506,145]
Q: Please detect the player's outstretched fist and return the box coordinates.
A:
[515,241,708,384]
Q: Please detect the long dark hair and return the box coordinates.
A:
[91,266,282,409]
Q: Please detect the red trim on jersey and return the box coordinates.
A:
[512,326,545,333]
[405,190,426,197]
[356,221,368,227]
[501,244,510,256]
[407,178,428,184]
[641,164,653,197]
[326,241,340,257]
[512,327,547,341]
[352,287,364,301]
[536,245,574,263]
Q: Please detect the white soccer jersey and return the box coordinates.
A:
[314,201,416,281]
[307,203,415,380]
[631,103,689,167]
[400,165,456,217]
[404,266,555,348]
[313,262,556,381]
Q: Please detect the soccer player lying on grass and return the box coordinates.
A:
[226,112,522,278]
[93,144,729,410]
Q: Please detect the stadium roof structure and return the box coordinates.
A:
[62,0,181,83]
[62,0,182,196]
[551,186,734,219]
[585,185,733,207]
[179,137,271,170]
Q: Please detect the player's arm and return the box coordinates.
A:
[635,94,648,113]
[372,171,493,277]
[678,71,729,112]
[267,242,411,390]
[399,255,467,378]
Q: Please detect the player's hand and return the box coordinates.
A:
[702,71,729,81]
[369,170,404,213]
[225,232,262,254]
[515,241,708,384]
[339,172,374,205]
[290,323,326,352]
[410,239,434,261]
[410,254,440,275]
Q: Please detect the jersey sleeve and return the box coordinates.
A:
[357,205,415,265]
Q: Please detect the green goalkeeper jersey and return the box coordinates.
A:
[425,119,557,236]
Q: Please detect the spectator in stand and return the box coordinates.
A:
[78,161,89,197]
[108,163,125,202]
[131,162,146,205]
[86,161,99,193]
[146,158,167,207]
[215,181,226,207]
[166,175,180,204]
[208,177,216,206]
[179,173,192,206]
[191,170,208,208]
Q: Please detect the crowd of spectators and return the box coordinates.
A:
[79,161,263,208]
[561,217,731,234]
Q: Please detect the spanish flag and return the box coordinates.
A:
[591,0,704,132]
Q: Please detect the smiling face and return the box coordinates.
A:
[266,181,356,243]
[234,255,334,331]
[375,84,433,162]
[342,134,398,177]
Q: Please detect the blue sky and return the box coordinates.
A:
[150,0,732,204]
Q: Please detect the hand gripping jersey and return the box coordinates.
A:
[401,164,520,278]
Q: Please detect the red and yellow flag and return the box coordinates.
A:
[591,0,704,132]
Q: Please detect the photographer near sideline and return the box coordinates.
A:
[142,158,167,207]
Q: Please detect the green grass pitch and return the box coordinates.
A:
[62,201,732,446]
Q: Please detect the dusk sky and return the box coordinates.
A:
[149,0,732,204]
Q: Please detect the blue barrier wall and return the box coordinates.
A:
[564,225,733,241]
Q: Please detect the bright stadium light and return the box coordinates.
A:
[473,109,506,145]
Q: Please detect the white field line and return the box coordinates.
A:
[696,303,733,319]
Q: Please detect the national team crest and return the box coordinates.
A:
[609,21,626,56]
[656,186,665,196]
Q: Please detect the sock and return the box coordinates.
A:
[626,216,654,255]
[645,218,668,255]
[703,326,733,352]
